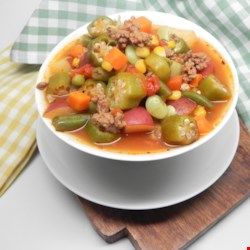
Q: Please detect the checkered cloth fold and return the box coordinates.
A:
[1,0,249,195]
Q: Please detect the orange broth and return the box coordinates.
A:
[45,38,233,154]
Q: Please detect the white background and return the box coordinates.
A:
[0,0,249,249]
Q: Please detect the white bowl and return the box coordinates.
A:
[35,11,239,162]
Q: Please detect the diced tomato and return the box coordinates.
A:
[79,52,91,67]
[44,98,75,119]
[124,124,155,133]
[168,97,197,115]
[159,40,167,46]
[200,60,214,77]
[144,74,161,96]
[124,107,154,133]
[72,63,93,78]
[67,56,73,67]
[126,65,139,74]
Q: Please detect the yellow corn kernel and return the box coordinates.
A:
[101,60,113,72]
[150,35,159,47]
[194,105,207,117]
[135,47,150,58]
[167,90,182,100]
[72,57,80,68]
[153,46,166,57]
[167,40,176,49]
[135,59,146,74]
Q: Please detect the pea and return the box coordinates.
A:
[199,74,231,101]
[182,91,213,109]
[161,115,199,145]
[85,121,119,143]
[52,114,90,131]
[72,74,85,87]
[146,95,168,119]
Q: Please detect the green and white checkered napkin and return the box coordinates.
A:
[11,0,250,127]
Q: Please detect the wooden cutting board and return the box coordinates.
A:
[78,121,250,250]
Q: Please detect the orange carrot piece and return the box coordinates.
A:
[167,75,183,90]
[67,91,90,111]
[190,74,203,87]
[68,44,85,58]
[194,115,213,134]
[104,47,128,70]
[111,108,122,116]
[134,16,152,33]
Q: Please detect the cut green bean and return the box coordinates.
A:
[52,114,90,131]
[158,81,172,101]
[182,91,213,109]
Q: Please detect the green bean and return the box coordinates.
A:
[52,114,90,131]
[125,45,139,65]
[182,91,213,108]
[158,81,172,101]
[145,95,168,119]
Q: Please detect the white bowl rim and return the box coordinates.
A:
[35,11,239,162]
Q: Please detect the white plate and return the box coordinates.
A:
[36,111,239,210]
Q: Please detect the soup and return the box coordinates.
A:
[37,16,233,154]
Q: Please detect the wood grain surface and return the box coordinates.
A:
[79,121,250,250]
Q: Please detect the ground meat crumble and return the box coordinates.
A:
[89,83,125,134]
[107,17,152,49]
[169,50,209,83]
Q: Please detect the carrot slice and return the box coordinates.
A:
[104,47,128,70]
[67,91,90,111]
[190,74,203,87]
[194,115,213,134]
[134,16,152,33]
[167,75,183,90]
[68,44,85,58]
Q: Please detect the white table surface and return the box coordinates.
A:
[0,1,249,249]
